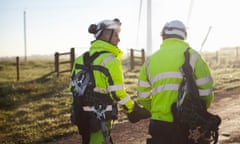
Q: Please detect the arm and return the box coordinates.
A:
[194,55,214,108]
[136,60,152,112]
[107,57,135,113]
[107,57,150,122]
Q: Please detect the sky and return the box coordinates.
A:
[1,0,240,57]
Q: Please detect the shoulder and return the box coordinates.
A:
[74,54,84,64]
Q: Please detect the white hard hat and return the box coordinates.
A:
[88,18,121,38]
[161,20,187,40]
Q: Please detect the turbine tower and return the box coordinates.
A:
[146,0,152,55]
[136,0,152,55]
[24,10,27,62]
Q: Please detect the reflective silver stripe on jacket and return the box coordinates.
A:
[199,88,213,96]
[138,84,212,97]
[150,72,183,84]
[151,83,212,96]
[145,58,151,85]
[94,87,108,93]
[138,72,182,88]
[108,85,124,92]
[95,53,130,105]
[196,76,213,86]
[94,53,125,93]
[190,51,199,70]
[117,95,131,105]
[94,85,131,105]
[101,54,115,66]
[152,84,180,95]
[190,51,213,96]
[94,84,125,93]
[140,71,214,88]
[138,91,152,98]
[138,80,151,87]
[144,51,200,82]
[140,50,212,97]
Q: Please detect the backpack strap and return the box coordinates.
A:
[75,51,108,69]
[91,65,120,102]
[176,48,221,144]
[180,48,203,108]
[74,51,120,102]
[83,51,108,65]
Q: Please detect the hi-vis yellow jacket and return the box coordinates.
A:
[137,38,214,122]
[71,40,134,113]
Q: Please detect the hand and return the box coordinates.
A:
[127,102,151,123]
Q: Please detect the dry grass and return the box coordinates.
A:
[0,48,239,143]
[0,59,75,143]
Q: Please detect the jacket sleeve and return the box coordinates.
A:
[194,53,214,108]
[69,55,83,90]
[107,57,134,113]
[136,61,152,112]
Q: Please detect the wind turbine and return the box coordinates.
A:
[186,0,212,52]
[136,0,152,55]
[24,10,27,61]
[200,26,212,52]
[146,0,152,55]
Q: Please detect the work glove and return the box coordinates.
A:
[127,102,151,123]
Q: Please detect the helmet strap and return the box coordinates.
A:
[96,30,103,40]
[97,29,115,44]
[108,29,114,43]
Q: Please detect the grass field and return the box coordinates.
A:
[0,50,240,144]
[0,60,75,143]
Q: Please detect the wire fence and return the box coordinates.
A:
[202,47,240,69]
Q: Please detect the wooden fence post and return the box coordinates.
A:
[130,49,134,70]
[55,52,59,77]
[141,49,145,64]
[16,56,20,81]
[70,48,75,71]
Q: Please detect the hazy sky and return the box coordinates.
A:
[1,0,240,57]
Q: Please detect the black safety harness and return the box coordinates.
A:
[172,48,221,144]
[71,51,122,144]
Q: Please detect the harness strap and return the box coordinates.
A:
[101,120,111,144]
[83,105,113,112]
[91,105,112,144]
[177,48,220,144]
[179,48,203,108]
[74,51,118,144]
[75,53,120,102]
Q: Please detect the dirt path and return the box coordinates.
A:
[48,87,240,144]
[209,88,240,144]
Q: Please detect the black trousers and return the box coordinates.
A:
[78,125,114,144]
[147,119,187,144]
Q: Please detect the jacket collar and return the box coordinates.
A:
[90,40,123,58]
[161,38,189,49]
